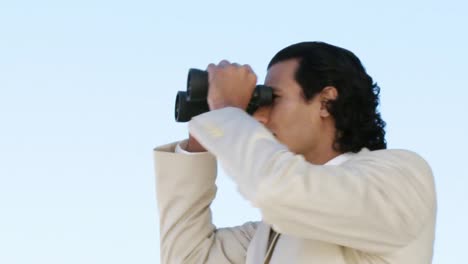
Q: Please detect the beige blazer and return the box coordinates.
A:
[154,107,436,264]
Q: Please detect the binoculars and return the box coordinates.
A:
[175,69,274,122]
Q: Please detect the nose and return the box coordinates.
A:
[252,105,271,125]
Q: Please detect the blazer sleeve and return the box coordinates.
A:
[188,107,437,254]
[154,140,258,264]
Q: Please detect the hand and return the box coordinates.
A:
[206,60,257,111]
[186,133,206,152]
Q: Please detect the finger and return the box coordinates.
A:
[243,64,254,73]
[206,63,216,74]
[218,59,231,67]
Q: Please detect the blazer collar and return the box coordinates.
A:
[325,148,369,166]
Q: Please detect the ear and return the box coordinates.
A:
[319,86,338,117]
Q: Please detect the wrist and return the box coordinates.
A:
[186,138,206,152]
[209,101,228,110]
[209,101,245,111]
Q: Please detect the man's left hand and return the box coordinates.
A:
[206,60,257,111]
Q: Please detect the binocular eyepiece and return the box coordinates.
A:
[175,69,274,122]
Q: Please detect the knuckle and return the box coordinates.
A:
[207,63,216,71]
[219,59,230,66]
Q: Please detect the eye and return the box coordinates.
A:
[273,94,281,102]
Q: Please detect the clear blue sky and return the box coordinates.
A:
[0,1,466,263]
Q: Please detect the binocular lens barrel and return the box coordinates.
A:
[174,68,274,122]
[186,69,209,101]
[175,91,210,122]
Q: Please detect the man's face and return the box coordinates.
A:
[253,59,328,157]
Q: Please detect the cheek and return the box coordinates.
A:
[270,102,303,133]
[269,102,293,125]
[283,105,317,137]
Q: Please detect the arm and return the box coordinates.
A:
[154,140,258,263]
[188,107,437,254]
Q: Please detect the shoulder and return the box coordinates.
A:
[348,148,433,177]
[343,149,436,205]
[354,148,429,164]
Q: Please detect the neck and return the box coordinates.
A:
[304,146,342,165]
[304,121,342,165]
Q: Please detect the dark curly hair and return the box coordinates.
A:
[268,41,386,153]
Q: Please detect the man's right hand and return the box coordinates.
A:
[186,133,207,152]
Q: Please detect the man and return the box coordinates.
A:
[154,42,436,263]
